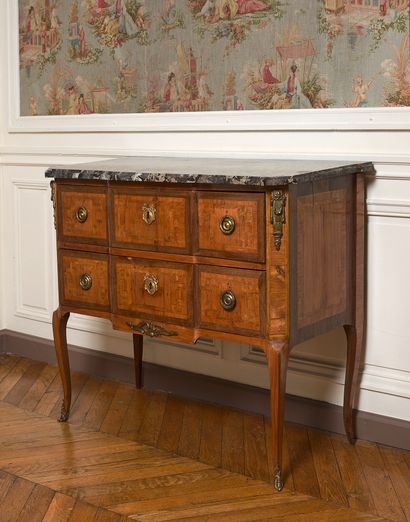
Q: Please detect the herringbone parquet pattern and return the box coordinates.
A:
[0,354,408,521]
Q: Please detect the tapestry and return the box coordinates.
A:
[18,0,410,116]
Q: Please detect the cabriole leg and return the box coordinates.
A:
[133,333,144,389]
[343,173,366,444]
[264,339,289,491]
[52,308,71,422]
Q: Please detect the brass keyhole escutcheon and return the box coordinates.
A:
[76,206,88,224]
[219,215,235,235]
[220,290,236,311]
[142,203,156,225]
[144,274,159,296]
[79,273,92,291]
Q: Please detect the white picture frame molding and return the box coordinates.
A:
[7,0,410,134]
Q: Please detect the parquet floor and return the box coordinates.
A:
[0,354,408,521]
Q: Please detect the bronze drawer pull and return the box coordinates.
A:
[79,273,92,291]
[76,206,88,224]
[142,203,156,225]
[144,274,159,296]
[220,290,236,311]
[219,215,235,235]
[126,321,177,337]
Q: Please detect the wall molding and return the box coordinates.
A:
[0,328,408,451]
[2,147,410,167]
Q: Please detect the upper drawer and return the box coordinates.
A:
[58,185,108,245]
[111,188,192,253]
[195,192,265,262]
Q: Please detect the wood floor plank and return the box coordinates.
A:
[0,476,35,522]
[0,358,32,401]
[308,429,348,506]
[83,379,119,432]
[100,384,134,436]
[69,376,104,426]
[137,391,167,447]
[3,361,45,406]
[243,412,269,482]
[178,401,203,460]
[125,492,314,521]
[0,471,16,503]
[356,441,407,522]
[379,445,410,521]
[113,482,290,516]
[221,408,245,475]
[29,448,167,486]
[18,364,59,412]
[33,371,63,416]
[42,492,77,522]
[157,395,185,453]
[0,356,19,383]
[16,483,55,522]
[285,423,321,498]
[68,499,100,520]
[331,435,376,513]
[94,507,128,521]
[199,403,223,468]
[260,507,388,522]
[48,460,208,497]
[83,469,253,508]
[118,388,151,440]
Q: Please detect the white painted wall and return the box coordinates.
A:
[1,1,409,421]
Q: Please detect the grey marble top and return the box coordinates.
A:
[45,157,375,186]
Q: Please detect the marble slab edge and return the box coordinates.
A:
[45,162,376,187]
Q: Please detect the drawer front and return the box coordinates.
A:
[198,266,265,336]
[113,257,193,325]
[196,192,265,262]
[59,251,110,310]
[111,189,191,253]
[58,186,108,245]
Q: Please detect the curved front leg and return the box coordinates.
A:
[264,339,289,491]
[52,308,71,422]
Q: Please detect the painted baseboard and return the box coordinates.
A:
[0,329,408,451]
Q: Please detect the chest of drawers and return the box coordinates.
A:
[47,157,375,491]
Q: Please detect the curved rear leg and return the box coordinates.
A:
[52,308,71,422]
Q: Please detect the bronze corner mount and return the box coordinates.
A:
[270,190,286,251]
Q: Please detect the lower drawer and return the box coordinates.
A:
[113,257,193,325]
[198,265,265,336]
[59,251,110,310]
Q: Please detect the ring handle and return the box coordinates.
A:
[219,215,235,235]
[76,206,88,224]
[79,273,92,291]
[220,290,236,311]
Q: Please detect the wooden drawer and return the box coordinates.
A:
[113,257,193,325]
[111,188,191,253]
[198,266,265,336]
[58,185,108,245]
[59,251,110,310]
[195,192,265,262]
